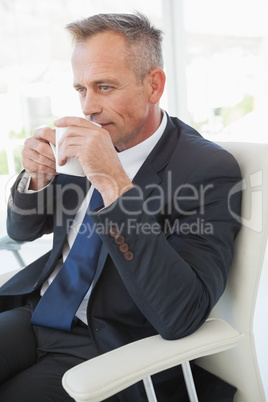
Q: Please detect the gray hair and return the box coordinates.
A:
[66,12,164,82]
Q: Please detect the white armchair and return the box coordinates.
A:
[1,142,267,401]
[61,142,268,402]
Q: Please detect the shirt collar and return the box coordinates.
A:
[118,111,167,181]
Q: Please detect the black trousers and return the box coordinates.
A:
[0,295,118,402]
[0,295,236,402]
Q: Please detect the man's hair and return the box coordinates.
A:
[66,12,164,82]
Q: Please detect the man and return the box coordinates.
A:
[0,12,241,402]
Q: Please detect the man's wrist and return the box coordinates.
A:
[17,171,54,193]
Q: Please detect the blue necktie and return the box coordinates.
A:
[31,189,103,332]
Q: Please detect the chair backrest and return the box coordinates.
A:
[198,142,268,401]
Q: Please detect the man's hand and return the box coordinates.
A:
[22,127,57,191]
[55,116,133,206]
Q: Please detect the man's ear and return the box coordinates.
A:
[147,68,166,104]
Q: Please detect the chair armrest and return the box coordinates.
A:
[62,318,243,402]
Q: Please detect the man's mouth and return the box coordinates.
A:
[98,122,112,128]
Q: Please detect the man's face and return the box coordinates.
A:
[71,31,156,151]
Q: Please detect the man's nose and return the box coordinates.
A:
[82,92,102,117]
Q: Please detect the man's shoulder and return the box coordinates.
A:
[168,116,220,153]
[169,116,233,156]
[166,115,241,179]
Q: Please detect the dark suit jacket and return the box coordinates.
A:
[0,114,242,401]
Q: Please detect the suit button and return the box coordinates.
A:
[119,243,129,253]
[109,227,119,237]
[124,251,134,261]
[115,235,124,245]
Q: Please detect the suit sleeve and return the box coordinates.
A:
[6,171,54,242]
[91,149,242,340]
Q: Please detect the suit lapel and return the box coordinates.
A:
[92,114,181,287]
[133,114,179,189]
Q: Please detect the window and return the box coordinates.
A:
[182,0,268,139]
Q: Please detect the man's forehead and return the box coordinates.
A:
[71,39,133,83]
[72,35,128,68]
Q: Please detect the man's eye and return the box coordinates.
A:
[100,85,111,91]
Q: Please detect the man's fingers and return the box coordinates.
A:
[22,137,56,175]
[34,127,56,145]
[23,137,55,162]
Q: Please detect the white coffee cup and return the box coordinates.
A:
[53,127,85,176]
[50,122,102,177]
